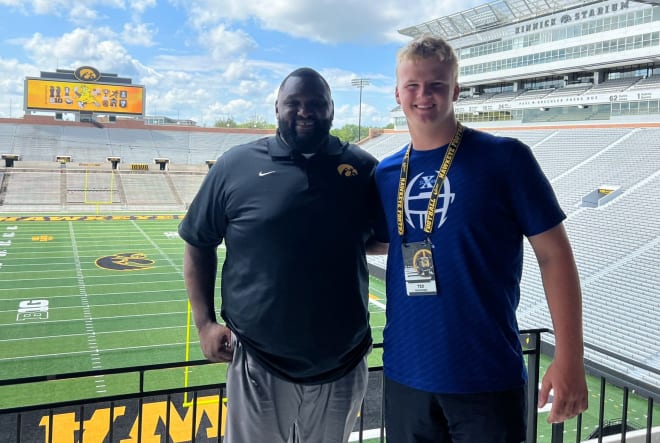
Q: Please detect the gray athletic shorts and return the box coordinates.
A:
[224,337,369,443]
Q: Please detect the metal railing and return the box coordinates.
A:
[0,329,658,442]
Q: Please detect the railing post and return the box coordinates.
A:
[523,330,542,443]
[551,422,564,443]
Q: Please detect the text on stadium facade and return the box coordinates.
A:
[515,0,630,34]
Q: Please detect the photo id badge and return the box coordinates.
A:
[402,240,437,296]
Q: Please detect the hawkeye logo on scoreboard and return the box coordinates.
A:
[95,252,155,271]
[74,66,101,82]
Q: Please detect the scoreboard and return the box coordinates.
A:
[24,67,145,116]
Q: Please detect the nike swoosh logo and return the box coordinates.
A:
[259,171,276,176]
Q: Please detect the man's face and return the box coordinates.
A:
[395,57,459,130]
[276,75,334,154]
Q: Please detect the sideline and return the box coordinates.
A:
[0,214,185,222]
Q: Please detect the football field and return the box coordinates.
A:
[0,214,657,442]
[0,214,386,408]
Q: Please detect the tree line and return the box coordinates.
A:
[213,117,394,143]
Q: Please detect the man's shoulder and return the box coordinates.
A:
[465,127,525,149]
[376,144,408,169]
[221,136,272,160]
[232,135,272,151]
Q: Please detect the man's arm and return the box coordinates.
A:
[183,242,233,362]
[528,223,588,423]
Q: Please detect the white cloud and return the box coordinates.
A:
[30,0,71,15]
[235,78,270,97]
[0,0,23,5]
[20,28,134,73]
[333,101,391,128]
[207,98,256,120]
[181,0,474,44]
[122,22,157,46]
[0,58,40,117]
[199,25,257,61]
[129,0,156,15]
[68,4,99,24]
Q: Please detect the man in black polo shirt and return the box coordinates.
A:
[179,67,386,443]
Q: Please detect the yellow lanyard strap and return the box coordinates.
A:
[396,123,464,237]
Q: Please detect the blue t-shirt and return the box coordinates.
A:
[375,127,565,393]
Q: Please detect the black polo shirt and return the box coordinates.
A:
[178,135,379,383]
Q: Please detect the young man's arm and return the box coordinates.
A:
[528,223,589,423]
[183,242,233,362]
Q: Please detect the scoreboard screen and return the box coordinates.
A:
[25,78,145,115]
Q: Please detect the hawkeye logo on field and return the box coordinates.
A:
[95,252,155,271]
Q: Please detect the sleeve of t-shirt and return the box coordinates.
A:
[506,139,566,237]
[178,159,228,248]
[369,164,389,244]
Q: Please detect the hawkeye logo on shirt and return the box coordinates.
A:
[337,164,358,177]
[405,172,455,230]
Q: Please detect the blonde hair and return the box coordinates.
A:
[397,35,459,80]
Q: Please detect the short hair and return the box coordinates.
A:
[278,67,330,93]
[397,35,459,79]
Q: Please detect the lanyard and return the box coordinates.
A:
[396,122,464,237]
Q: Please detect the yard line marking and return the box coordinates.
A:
[131,219,182,274]
[69,221,107,395]
[368,294,386,310]
[0,341,191,362]
[0,325,185,343]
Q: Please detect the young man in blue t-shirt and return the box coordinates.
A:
[375,35,588,442]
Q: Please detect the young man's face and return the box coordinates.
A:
[276,75,334,154]
[395,57,459,130]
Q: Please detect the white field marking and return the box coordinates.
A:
[0,262,76,270]
[69,222,106,394]
[0,276,187,291]
[1,311,189,330]
[0,325,185,344]
[349,429,385,442]
[0,341,191,362]
[131,220,183,275]
[0,287,185,304]
[0,281,79,290]
[368,294,386,310]
[8,302,179,319]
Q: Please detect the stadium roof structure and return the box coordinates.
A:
[398,0,659,44]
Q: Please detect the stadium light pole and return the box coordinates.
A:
[351,78,370,142]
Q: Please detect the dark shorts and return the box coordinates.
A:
[384,376,527,443]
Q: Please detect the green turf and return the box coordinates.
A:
[0,215,657,441]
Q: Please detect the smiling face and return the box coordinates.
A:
[276,71,334,154]
[395,56,460,134]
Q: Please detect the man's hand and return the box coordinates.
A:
[538,357,588,423]
[198,323,234,362]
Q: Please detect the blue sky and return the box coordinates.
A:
[0,0,478,128]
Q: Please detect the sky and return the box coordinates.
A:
[0,0,480,128]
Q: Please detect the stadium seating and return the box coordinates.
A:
[0,123,265,165]
[630,74,660,90]
[515,128,660,388]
